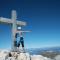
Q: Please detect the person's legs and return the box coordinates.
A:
[17,42,20,47]
[17,37,24,48]
[21,40,25,52]
[20,37,24,47]
[21,41,24,48]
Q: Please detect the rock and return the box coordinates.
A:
[31,55,44,60]
[6,57,15,60]
[0,51,8,60]
[54,55,60,60]
[31,55,53,60]
[18,52,31,60]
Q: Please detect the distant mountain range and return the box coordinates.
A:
[26,47,60,58]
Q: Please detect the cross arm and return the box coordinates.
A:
[0,17,27,26]
[0,17,13,24]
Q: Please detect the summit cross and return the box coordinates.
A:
[0,10,26,51]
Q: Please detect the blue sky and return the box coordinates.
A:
[0,0,60,49]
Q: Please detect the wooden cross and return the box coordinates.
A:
[0,10,26,51]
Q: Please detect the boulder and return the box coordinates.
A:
[18,52,31,60]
